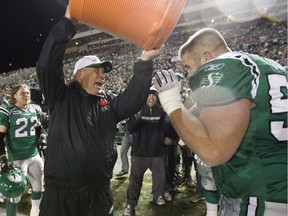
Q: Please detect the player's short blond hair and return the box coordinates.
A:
[178,28,229,61]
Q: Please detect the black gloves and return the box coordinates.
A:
[0,155,13,173]
[38,134,47,151]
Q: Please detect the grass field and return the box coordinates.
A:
[112,174,206,216]
[0,174,206,216]
[0,145,207,215]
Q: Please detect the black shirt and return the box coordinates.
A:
[36,17,154,191]
[128,104,178,157]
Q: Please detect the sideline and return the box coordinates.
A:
[0,207,26,216]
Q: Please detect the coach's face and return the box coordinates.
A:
[75,66,106,95]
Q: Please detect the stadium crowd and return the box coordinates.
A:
[0,14,287,216]
[0,17,287,98]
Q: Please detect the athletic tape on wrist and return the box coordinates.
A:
[163,101,184,115]
[158,86,183,115]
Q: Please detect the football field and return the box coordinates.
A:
[112,145,206,216]
[0,145,206,215]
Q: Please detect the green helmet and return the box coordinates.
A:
[0,168,27,198]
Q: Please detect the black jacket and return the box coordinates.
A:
[36,17,154,191]
[127,104,178,157]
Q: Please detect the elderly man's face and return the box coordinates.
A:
[75,66,106,95]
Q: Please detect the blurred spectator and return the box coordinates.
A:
[123,87,178,216]
[0,18,286,98]
[115,119,133,177]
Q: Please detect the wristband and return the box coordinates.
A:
[158,86,184,115]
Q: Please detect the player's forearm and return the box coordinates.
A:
[169,107,231,166]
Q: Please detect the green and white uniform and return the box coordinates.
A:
[0,103,44,216]
[188,51,287,214]
[0,104,42,161]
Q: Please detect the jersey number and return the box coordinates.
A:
[15,117,37,138]
[268,74,287,141]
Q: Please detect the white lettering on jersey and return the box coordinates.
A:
[15,116,38,138]
[268,74,288,141]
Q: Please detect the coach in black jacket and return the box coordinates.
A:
[36,6,162,216]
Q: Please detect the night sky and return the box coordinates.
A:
[0,0,67,73]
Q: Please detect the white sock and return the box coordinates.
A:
[206,202,218,216]
[30,199,41,216]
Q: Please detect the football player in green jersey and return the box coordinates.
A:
[0,84,46,216]
[152,28,287,216]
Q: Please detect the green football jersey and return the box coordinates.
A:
[0,104,42,161]
[188,51,287,203]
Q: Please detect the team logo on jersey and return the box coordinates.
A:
[200,72,224,88]
[12,110,21,115]
[204,63,225,71]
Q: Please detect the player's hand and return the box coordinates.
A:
[152,69,183,115]
[153,69,179,93]
[0,156,13,173]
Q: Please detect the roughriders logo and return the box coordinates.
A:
[200,72,224,88]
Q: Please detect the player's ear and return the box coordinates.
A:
[203,51,213,62]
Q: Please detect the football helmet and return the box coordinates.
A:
[0,168,27,198]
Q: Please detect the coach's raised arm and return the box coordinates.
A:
[36,5,162,216]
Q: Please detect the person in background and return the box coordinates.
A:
[188,102,220,216]
[177,73,205,203]
[123,87,178,216]
[153,28,287,215]
[30,87,49,159]
[115,119,133,177]
[36,5,163,216]
[194,155,221,216]
[0,94,9,106]
[0,84,45,216]
[162,136,179,201]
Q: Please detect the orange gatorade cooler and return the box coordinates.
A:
[69,0,187,49]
